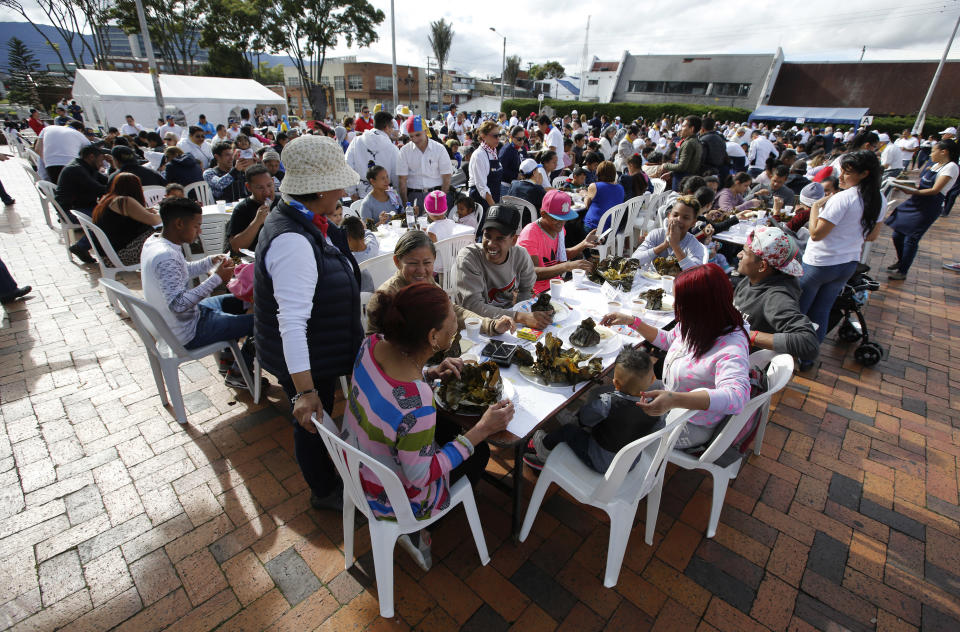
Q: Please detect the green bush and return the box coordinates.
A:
[502,99,752,123]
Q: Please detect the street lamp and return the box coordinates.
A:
[490,27,505,114]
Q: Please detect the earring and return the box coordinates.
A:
[318,193,324,199]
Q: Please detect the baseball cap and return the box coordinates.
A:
[424,190,448,216]
[940,126,957,135]
[877,133,890,143]
[482,204,521,235]
[262,150,281,162]
[745,226,804,277]
[519,158,539,175]
[799,182,824,207]
[812,166,834,183]
[542,190,578,221]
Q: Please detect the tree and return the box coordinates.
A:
[0,0,107,70]
[256,62,285,84]
[504,54,521,98]
[199,45,252,78]
[428,19,453,113]
[111,0,204,74]
[528,60,566,80]
[5,37,43,107]
[199,0,269,77]
[264,0,384,116]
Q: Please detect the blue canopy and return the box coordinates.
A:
[748,106,869,125]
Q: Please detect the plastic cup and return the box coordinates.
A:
[390,219,402,230]
[631,298,647,317]
[607,301,622,314]
[549,278,564,298]
[572,269,586,287]
[465,318,482,341]
[660,275,675,294]
[216,200,226,212]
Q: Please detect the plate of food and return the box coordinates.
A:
[640,269,661,280]
[516,292,573,325]
[435,360,515,415]
[639,288,674,313]
[517,332,604,389]
[428,331,475,365]
[558,318,620,355]
[652,256,683,277]
[587,256,640,291]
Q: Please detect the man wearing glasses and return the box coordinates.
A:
[498,126,528,185]
[355,106,374,133]
[178,126,214,167]
[396,115,452,210]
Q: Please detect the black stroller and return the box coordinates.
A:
[827,263,883,366]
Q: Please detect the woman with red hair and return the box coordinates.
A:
[92,172,160,265]
[601,263,751,448]
[344,282,514,570]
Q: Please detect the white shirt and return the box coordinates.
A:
[880,144,903,170]
[446,112,457,130]
[648,128,660,143]
[39,125,91,167]
[469,145,498,198]
[932,161,959,192]
[344,128,401,197]
[120,123,143,136]
[396,139,453,190]
[451,120,470,143]
[427,219,473,272]
[895,136,919,152]
[803,186,866,266]
[227,127,241,139]
[544,126,564,155]
[178,138,213,167]
[725,141,746,158]
[157,124,184,139]
[748,136,778,169]
[508,116,519,127]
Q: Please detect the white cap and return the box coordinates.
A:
[571,110,578,115]
[877,133,890,143]
[940,126,957,136]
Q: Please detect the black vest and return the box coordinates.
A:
[591,394,661,455]
[253,201,363,384]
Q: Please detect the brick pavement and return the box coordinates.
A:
[1,155,959,631]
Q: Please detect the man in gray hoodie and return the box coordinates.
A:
[733,226,819,364]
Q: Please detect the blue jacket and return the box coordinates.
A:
[498,143,524,184]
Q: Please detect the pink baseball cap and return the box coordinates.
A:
[541,189,579,221]
[424,190,447,216]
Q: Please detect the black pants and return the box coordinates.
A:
[46,165,63,184]
[0,178,13,204]
[434,415,490,489]
[279,377,341,499]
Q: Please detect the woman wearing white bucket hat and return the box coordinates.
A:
[254,135,363,510]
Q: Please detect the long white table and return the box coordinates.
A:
[714,217,765,246]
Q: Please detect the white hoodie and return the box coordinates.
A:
[344,128,400,197]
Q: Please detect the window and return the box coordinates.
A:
[712,82,751,97]
[334,75,345,90]
[347,74,362,90]
[286,75,301,87]
[664,82,708,95]
[588,79,599,86]
[627,80,663,93]
[353,98,367,112]
[320,76,331,86]
[335,97,348,113]
[375,75,392,91]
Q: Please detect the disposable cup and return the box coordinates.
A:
[549,278,564,298]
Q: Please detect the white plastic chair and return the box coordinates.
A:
[75,215,141,311]
[313,412,491,618]
[184,180,215,206]
[666,354,794,538]
[651,178,667,194]
[551,176,568,188]
[99,278,255,424]
[434,232,473,293]
[501,195,537,227]
[37,180,83,256]
[143,186,166,208]
[625,193,655,252]
[183,213,229,262]
[594,202,629,259]
[24,148,41,170]
[358,252,398,290]
[519,407,698,587]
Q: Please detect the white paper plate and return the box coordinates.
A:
[516,299,575,325]
[639,292,674,313]
[517,364,597,390]
[557,323,621,356]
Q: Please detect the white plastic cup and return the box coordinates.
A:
[572,269,586,287]
[549,278,564,299]
[660,275,675,293]
[465,318,482,341]
[390,219,402,230]
[631,298,647,317]
[216,200,226,212]
[607,301,622,314]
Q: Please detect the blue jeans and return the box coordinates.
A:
[185,295,253,349]
[797,260,858,343]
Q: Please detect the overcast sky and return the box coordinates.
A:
[4,0,960,76]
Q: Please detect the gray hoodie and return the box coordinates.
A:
[733,273,819,363]
[454,242,535,319]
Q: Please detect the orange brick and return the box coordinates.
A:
[420,563,482,625]
[615,566,668,618]
[172,588,241,632]
[766,533,809,587]
[507,603,557,632]
[705,596,769,632]
[264,586,337,632]
[641,558,711,617]
[650,598,700,632]
[294,529,344,585]
[656,520,702,571]
[315,591,381,632]
[221,549,274,606]
[466,564,530,623]
[750,574,797,631]
[176,549,228,607]
[217,588,288,632]
[848,531,886,581]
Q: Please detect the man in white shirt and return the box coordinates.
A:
[879,133,903,177]
[120,115,144,137]
[747,130,778,175]
[157,115,184,140]
[508,110,519,128]
[35,121,91,183]
[178,126,214,168]
[538,114,565,156]
[445,104,458,131]
[344,111,400,198]
[396,115,452,210]
[226,120,241,139]
[894,129,919,169]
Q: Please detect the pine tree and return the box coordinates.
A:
[6,37,43,107]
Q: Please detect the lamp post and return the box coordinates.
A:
[490,27,506,114]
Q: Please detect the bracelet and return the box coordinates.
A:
[290,389,316,405]
[750,330,759,346]
[632,316,643,330]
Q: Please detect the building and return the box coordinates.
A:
[769,61,960,117]
[578,58,620,103]
[531,76,582,101]
[94,25,207,74]
[607,51,783,109]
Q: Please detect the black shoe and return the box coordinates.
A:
[69,243,95,264]
[886,262,900,270]
[310,487,344,511]
[224,370,269,391]
[0,286,31,304]
[2,198,14,206]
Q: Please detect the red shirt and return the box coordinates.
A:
[27,116,44,135]
[355,116,374,133]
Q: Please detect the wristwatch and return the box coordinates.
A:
[290,389,316,405]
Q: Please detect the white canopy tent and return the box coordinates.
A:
[71,69,287,131]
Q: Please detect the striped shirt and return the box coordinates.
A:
[343,335,473,520]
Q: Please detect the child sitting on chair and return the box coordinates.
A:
[453,194,478,229]
[523,347,662,473]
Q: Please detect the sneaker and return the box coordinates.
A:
[398,530,432,571]
[218,349,235,375]
[224,370,269,391]
[310,486,343,512]
[2,198,14,206]
[522,430,551,471]
[887,271,906,281]
[0,285,31,304]
[886,262,900,270]
[944,262,960,272]
[68,243,95,264]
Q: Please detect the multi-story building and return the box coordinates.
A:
[94,25,207,74]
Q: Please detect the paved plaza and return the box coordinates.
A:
[0,156,959,631]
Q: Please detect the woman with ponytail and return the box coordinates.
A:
[797,150,882,360]
[344,282,513,570]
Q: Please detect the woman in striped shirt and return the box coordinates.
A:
[343,282,513,570]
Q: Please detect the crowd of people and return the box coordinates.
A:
[4,95,958,569]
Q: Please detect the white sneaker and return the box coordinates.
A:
[398,530,432,571]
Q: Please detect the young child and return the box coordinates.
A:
[425,191,472,243]
[330,200,344,227]
[359,165,401,224]
[453,194,478,229]
[341,215,379,292]
[523,347,662,473]
[164,183,185,199]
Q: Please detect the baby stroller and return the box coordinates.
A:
[827,263,883,366]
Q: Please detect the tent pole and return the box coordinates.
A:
[134,0,165,120]
[912,10,960,136]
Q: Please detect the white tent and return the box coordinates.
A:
[71,69,287,131]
